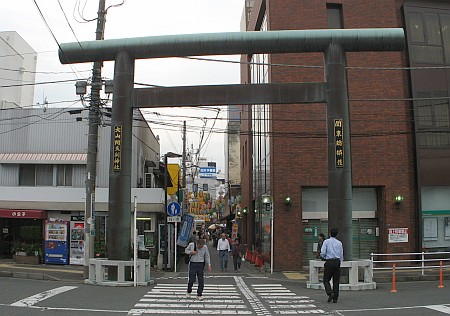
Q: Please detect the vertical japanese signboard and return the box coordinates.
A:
[334,119,344,168]
[113,125,122,171]
[232,223,238,241]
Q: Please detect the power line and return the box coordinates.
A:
[0,66,91,75]
[0,78,84,88]
[33,0,84,79]
[183,55,450,71]
[58,0,83,49]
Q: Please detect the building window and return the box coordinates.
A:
[409,12,425,43]
[327,3,343,29]
[407,12,445,64]
[19,164,53,186]
[416,91,450,147]
[57,165,73,186]
[19,164,73,186]
[19,165,36,186]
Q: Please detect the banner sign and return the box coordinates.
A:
[177,214,194,247]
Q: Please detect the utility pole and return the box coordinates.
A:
[182,121,186,214]
[84,0,106,278]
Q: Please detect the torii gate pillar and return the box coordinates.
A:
[108,51,135,261]
[325,43,353,259]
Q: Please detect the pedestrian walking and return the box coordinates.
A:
[217,233,231,271]
[185,238,212,300]
[316,233,325,259]
[231,238,244,272]
[187,230,198,244]
[320,228,343,303]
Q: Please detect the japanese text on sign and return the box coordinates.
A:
[12,211,26,217]
[388,228,408,243]
[334,119,344,168]
[113,125,122,171]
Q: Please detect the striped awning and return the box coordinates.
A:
[0,153,87,164]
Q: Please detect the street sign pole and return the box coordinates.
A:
[174,221,177,272]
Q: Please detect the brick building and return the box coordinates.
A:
[239,0,450,271]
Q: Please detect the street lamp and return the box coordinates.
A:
[262,194,273,274]
[163,152,182,271]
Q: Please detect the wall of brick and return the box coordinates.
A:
[241,0,418,270]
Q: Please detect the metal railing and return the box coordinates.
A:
[370,251,450,276]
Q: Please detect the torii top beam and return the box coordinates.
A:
[59,28,404,64]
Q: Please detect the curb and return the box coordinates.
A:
[0,270,60,281]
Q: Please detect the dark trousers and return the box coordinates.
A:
[323,259,341,300]
[187,262,205,296]
[233,255,241,271]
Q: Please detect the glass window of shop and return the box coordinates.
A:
[250,14,271,254]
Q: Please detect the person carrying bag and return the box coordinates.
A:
[184,238,211,300]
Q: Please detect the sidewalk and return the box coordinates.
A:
[1,247,448,285]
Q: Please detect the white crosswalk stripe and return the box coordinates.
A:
[128,281,325,315]
[251,284,325,315]
[128,283,252,315]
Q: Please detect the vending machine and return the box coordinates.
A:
[44,219,69,264]
[69,216,85,265]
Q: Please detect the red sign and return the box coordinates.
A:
[0,209,46,219]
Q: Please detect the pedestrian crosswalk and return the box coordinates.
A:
[128,278,325,315]
[251,284,324,314]
[128,283,251,315]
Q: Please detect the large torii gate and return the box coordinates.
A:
[60,28,404,268]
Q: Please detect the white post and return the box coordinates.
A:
[174,221,178,272]
[421,252,425,276]
[270,202,274,274]
[134,196,138,287]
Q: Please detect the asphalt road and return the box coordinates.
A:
[0,275,448,315]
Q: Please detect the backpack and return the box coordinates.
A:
[185,242,196,264]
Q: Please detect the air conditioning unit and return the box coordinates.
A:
[144,173,155,188]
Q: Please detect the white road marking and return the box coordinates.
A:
[140,298,244,303]
[235,276,271,316]
[260,294,297,297]
[338,304,450,313]
[274,310,325,314]
[135,303,247,308]
[128,282,251,315]
[2,302,127,313]
[10,286,77,307]
[143,294,241,299]
[426,305,450,314]
[266,300,315,304]
[129,309,253,315]
[251,283,325,315]
[269,304,317,309]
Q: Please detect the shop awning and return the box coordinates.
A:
[0,209,46,219]
[0,153,87,164]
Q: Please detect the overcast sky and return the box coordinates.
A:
[0,0,246,171]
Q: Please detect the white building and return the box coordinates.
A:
[0,108,164,264]
[0,31,37,109]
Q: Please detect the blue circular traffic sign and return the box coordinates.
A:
[167,202,181,216]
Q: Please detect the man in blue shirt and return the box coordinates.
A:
[320,228,343,303]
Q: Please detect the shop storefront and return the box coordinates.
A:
[0,209,46,258]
